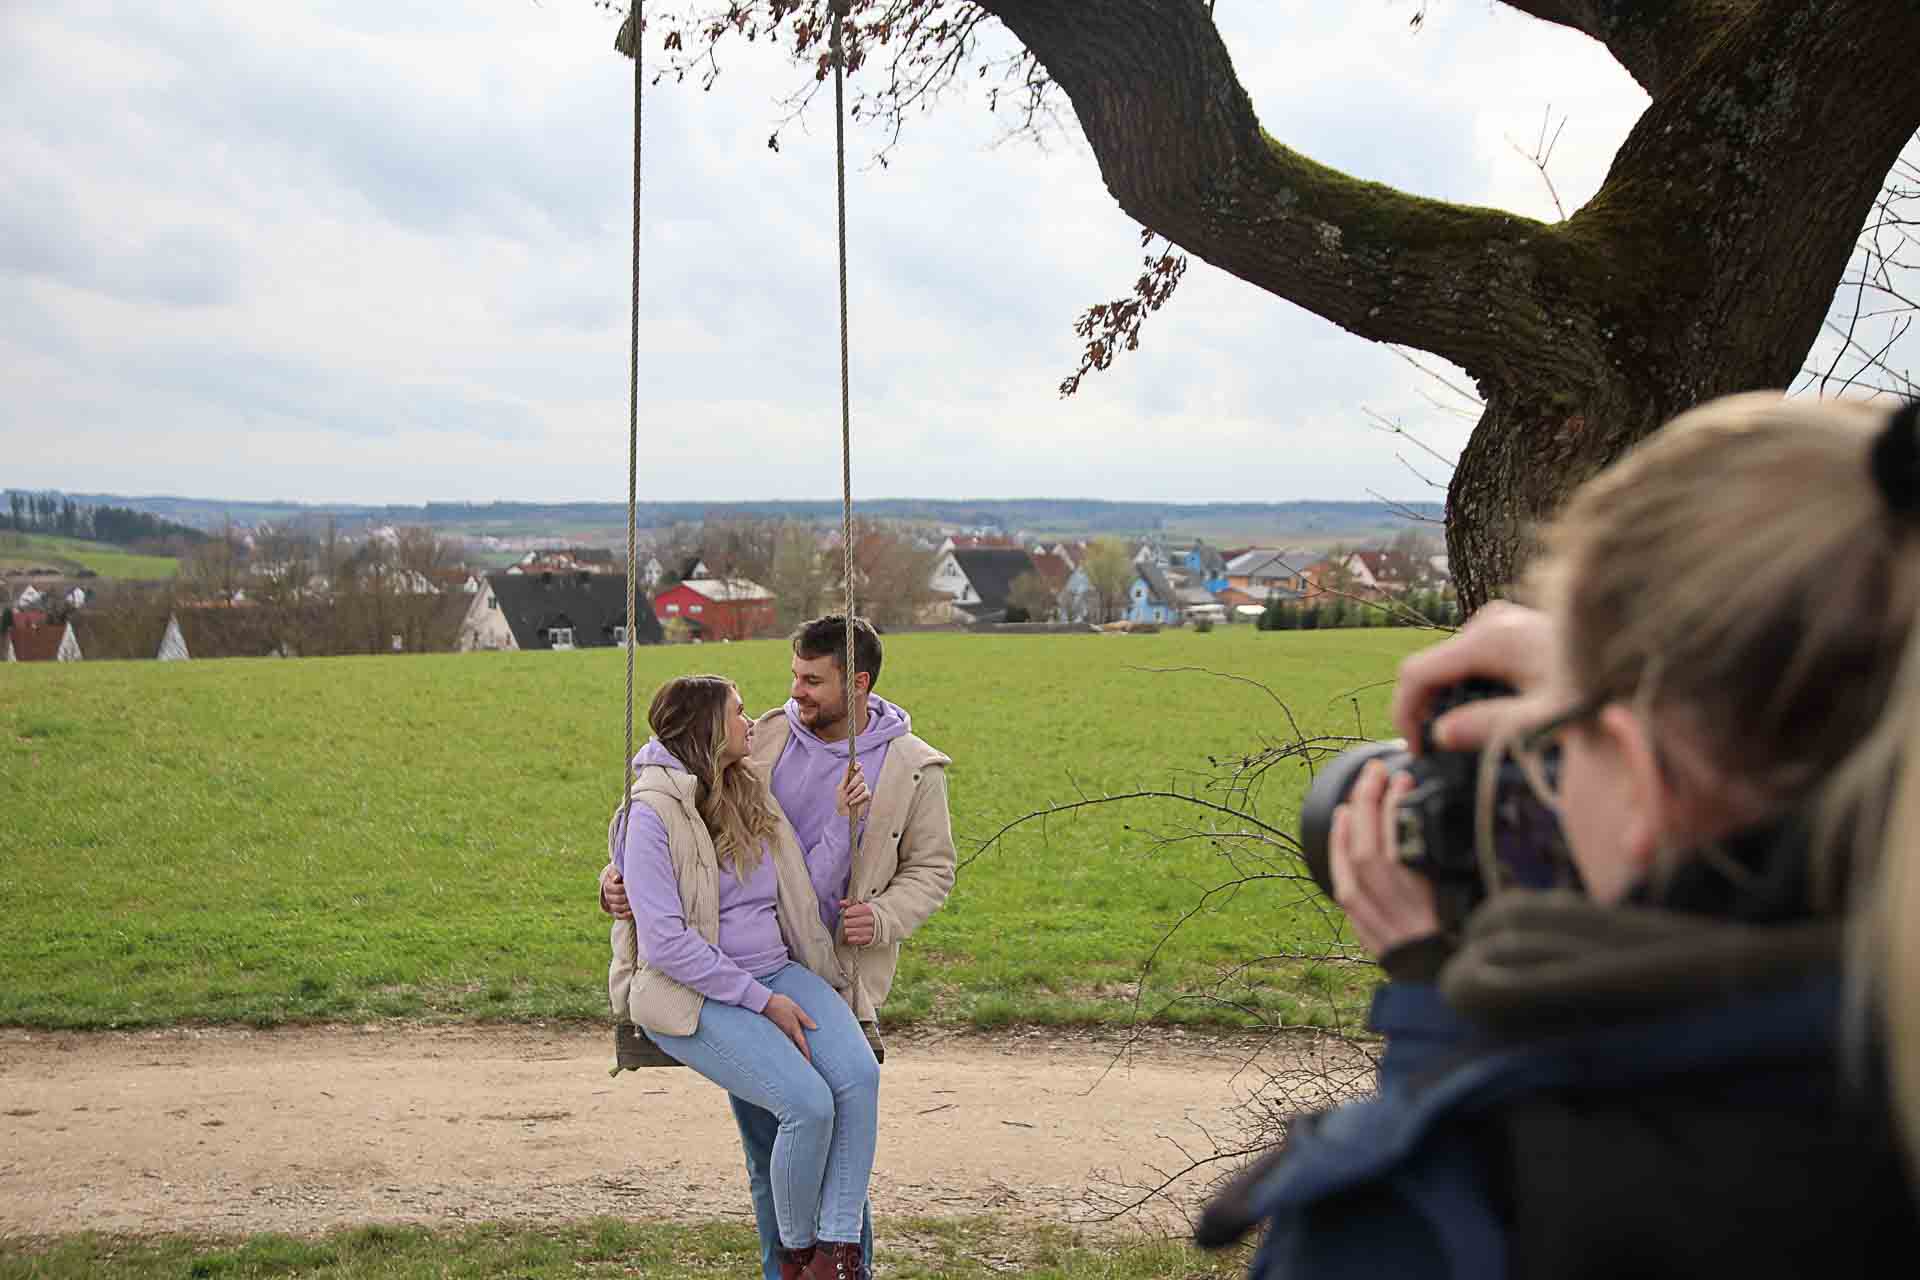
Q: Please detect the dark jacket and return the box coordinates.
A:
[1199,829,1918,1279]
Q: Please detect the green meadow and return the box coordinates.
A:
[0,1219,1241,1280]
[0,532,179,581]
[0,628,1432,1031]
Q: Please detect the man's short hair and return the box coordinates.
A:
[791,614,883,690]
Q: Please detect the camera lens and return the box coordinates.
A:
[1298,740,1409,897]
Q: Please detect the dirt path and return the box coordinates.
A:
[0,1023,1287,1239]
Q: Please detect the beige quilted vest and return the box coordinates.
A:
[608,764,850,1036]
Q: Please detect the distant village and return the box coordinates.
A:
[2,513,1457,663]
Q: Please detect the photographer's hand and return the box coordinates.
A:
[1331,759,1440,958]
[1393,601,1557,754]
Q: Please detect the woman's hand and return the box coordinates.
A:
[1331,759,1441,959]
[834,763,871,820]
[762,993,818,1061]
[1393,601,1559,754]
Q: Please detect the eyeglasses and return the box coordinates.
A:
[1509,693,1609,809]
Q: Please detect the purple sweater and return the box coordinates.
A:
[770,694,910,930]
[614,741,853,1012]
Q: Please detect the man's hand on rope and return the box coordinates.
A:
[838,900,878,947]
[600,864,633,920]
[836,763,871,820]
[762,993,817,1061]
[834,764,877,947]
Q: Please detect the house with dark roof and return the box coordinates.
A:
[929,547,1038,623]
[162,604,293,658]
[1226,548,1317,596]
[461,571,662,652]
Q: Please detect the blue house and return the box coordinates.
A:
[1178,541,1230,594]
[1125,561,1180,625]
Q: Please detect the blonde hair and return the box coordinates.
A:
[1529,391,1920,1167]
[647,675,779,878]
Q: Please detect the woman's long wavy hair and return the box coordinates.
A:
[647,676,780,878]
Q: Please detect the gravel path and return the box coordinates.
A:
[0,1022,1295,1239]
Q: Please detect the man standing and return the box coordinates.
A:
[601,615,956,1280]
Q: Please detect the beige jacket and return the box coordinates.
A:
[750,707,956,1022]
[608,763,850,1037]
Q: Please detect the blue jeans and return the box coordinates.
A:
[645,963,878,1247]
[733,1094,874,1280]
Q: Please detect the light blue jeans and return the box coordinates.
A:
[645,962,879,1247]
[733,1094,874,1280]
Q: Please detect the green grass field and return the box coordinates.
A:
[0,532,179,580]
[0,628,1432,1031]
[0,1219,1241,1280]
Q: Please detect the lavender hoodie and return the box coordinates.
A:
[612,741,853,1013]
[770,694,912,930]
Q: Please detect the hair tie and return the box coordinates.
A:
[1870,400,1920,517]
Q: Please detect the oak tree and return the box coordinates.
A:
[621,1,1920,607]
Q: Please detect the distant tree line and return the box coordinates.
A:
[652,513,941,632]
[60,493,1445,542]
[3,490,207,547]
[74,523,472,659]
[1259,587,1459,631]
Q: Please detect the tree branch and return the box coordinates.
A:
[975,0,1600,384]
[1495,0,1750,96]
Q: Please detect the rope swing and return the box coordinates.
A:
[614,0,879,1072]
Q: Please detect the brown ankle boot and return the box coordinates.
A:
[802,1241,867,1280]
[777,1245,816,1280]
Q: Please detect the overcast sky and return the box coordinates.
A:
[3,2,1679,507]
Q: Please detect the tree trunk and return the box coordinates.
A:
[972,0,1920,609]
[1445,383,1658,609]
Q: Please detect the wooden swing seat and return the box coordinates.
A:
[614,1018,885,1073]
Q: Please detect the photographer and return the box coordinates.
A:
[1201,393,1920,1276]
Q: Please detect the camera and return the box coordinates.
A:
[1298,679,1574,929]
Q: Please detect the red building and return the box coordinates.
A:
[652,578,777,641]
[3,611,83,662]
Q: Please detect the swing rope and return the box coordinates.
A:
[622,0,644,821]
[827,0,875,1055]
[612,3,666,1074]
[830,0,860,908]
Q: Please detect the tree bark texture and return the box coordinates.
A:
[972,0,1920,609]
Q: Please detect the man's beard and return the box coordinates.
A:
[801,699,846,735]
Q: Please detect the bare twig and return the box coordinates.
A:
[1362,407,1457,471]
[1384,345,1484,409]
[1506,104,1568,222]
[1366,488,1445,526]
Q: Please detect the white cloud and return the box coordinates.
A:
[4,0,1865,512]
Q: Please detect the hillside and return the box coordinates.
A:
[0,532,179,581]
[8,491,1444,544]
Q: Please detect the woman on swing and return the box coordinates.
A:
[611,674,878,1280]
